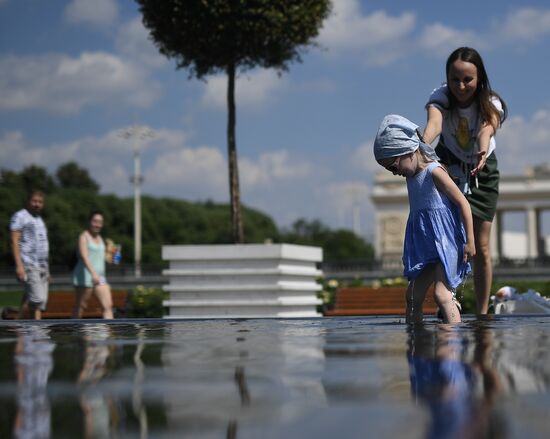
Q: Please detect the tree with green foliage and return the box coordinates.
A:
[0,165,56,194]
[135,0,332,243]
[280,218,375,262]
[56,162,100,193]
[1,165,375,270]
[0,164,282,268]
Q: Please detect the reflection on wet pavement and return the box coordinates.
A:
[0,316,549,438]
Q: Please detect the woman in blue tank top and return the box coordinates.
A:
[374,115,475,324]
[72,210,113,319]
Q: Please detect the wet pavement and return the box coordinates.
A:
[0,315,549,438]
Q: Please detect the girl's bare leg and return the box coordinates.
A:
[406,265,435,324]
[473,217,493,314]
[73,287,93,318]
[94,284,113,319]
[433,264,461,323]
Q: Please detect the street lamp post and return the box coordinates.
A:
[120,125,153,278]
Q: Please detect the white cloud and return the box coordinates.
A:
[497,110,550,174]
[0,126,186,194]
[115,17,167,68]
[318,4,550,66]
[0,52,160,113]
[240,150,311,186]
[418,8,550,56]
[64,0,118,29]
[201,69,286,109]
[318,0,415,65]
[147,147,313,202]
[320,0,415,50]
[417,23,480,56]
[351,138,379,174]
[494,8,550,43]
[325,181,372,234]
[0,126,311,204]
[145,146,228,200]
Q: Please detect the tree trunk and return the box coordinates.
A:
[227,63,244,243]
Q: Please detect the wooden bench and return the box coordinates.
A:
[41,290,129,319]
[1,290,130,320]
[323,286,438,316]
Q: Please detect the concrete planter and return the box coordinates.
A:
[162,243,323,318]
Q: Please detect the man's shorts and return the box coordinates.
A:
[23,268,49,311]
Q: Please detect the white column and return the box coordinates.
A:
[526,207,538,259]
[374,211,382,259]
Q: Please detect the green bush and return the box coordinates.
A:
[0,291,23,307]
[127,286,168,318]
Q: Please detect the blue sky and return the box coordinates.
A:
[1,0,550,241]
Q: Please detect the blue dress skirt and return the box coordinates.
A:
[403,162,471,289]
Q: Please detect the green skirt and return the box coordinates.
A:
[435,144,499,222]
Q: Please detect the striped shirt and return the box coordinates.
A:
[10,209,49,268]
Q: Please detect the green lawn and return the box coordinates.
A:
[0,291,23,307]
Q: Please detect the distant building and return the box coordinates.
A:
[501,231,550,259]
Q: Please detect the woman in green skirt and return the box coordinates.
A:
[421,47,508,314]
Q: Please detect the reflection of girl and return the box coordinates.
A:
[408,327,473,439]
[78,325,116,439]
[407,326,506,439]
[72,210,113,319]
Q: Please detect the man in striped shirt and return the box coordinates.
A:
[10,190,50,319]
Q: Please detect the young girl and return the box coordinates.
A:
[374,114,475,323]
[421,47,507,315]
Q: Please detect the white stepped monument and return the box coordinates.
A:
[162,243,323,318]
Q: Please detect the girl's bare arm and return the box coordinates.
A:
[432,166,476,261]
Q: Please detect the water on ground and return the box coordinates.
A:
[0,315,549,438]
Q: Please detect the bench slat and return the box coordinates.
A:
[42,290,128,319]
[324,286,438,316]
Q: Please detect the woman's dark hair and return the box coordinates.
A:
[446,47,508,131]
[88,209,104,221]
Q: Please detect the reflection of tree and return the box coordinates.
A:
[234,366,250,407]
[407,324,507,439]
[227,344,252,439]
[13,326,55,439]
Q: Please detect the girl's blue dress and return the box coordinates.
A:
[403,161,471,289]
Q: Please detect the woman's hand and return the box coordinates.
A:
[471,150,487,176]
[92,273,101,286]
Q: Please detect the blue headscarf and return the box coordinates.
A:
[373,114,439,161]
